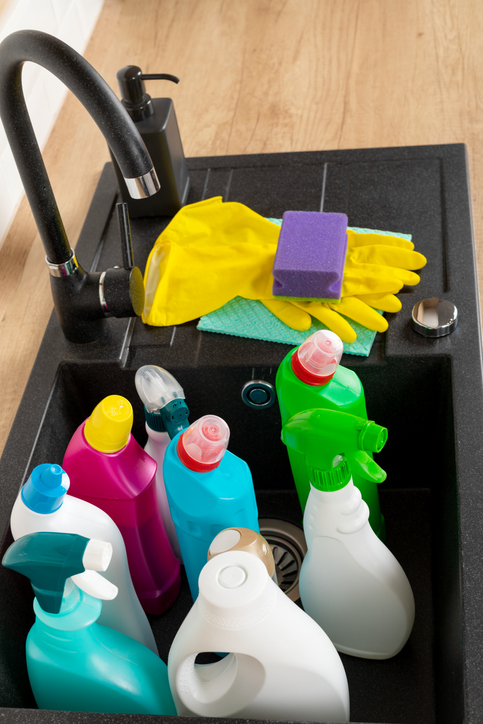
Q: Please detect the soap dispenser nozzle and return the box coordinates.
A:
[117,66,180,122]
[281,409,388,490]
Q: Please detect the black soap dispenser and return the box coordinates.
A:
[110,65,190,217]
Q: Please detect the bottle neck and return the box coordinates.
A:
[307,479,370,536]
[145,421,170,443]
[310,477,354,504]
[34,583,102,632]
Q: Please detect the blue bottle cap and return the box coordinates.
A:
[21,463,70,514]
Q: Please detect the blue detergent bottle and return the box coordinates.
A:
[2,531,176,716]
[163,414,260,600]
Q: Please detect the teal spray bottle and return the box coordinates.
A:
[2,531,176,715]
[282,409,415,659]
[276,329,386,539]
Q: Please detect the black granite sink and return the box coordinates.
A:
[0,145,481,724]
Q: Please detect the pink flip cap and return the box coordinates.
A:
[177,415,230,472]
[291,330,344,386]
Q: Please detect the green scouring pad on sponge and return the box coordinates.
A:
[272,211,348,301]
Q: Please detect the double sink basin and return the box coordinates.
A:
[0,144,481,724]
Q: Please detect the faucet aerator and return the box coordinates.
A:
[125,168,161,200]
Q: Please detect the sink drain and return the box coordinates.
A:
[259,518,307,603]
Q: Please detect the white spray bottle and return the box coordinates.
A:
[282,408,415,659]
[167,548,350,722]
[10,463,158,654]
[135,364,190,559]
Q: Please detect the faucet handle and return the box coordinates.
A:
[117,202,135,269]
[99,203,145,318]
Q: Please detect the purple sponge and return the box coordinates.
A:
[272,211,348,300]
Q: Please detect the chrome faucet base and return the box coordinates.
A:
[46,253,79,278]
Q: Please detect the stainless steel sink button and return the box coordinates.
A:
[241,380,276,408]
[412,298,458,337]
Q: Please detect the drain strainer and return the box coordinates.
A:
[259,518,307,603]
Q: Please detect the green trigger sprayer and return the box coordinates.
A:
[275,330,386,539]
[281,409,415,660]
[281,408,388,492]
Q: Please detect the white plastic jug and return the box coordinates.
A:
[168,550,350,722]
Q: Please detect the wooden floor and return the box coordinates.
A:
[0,0,482,455]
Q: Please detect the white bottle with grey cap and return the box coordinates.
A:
[167,549,350,722]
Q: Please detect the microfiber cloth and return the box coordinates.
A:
[198,223,412,357]
[197,296,380,356]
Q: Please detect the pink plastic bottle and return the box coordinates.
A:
[62,394,180,615]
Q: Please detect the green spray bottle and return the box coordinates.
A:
[281,409,415,659]
[2,531,176,715]
[275,329,386,539]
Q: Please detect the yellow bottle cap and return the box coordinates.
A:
[84,395,133,453]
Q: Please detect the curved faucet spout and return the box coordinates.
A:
[0,30,160,343]
[0,29,160,264]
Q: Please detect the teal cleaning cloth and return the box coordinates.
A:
[198,223,412,357]
[198,296,379,355]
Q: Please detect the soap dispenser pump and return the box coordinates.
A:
[2,531,176,715]
[282,408,415,660]
[110,65,190,217]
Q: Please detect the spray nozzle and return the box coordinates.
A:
[281,408,387,491]
[291,330,344,386]
[177,415,230,472]
[135,365,190,438]
[2,532,118,614]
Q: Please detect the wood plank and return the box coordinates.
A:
[1,0,482,456]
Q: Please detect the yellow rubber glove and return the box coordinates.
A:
[143,197,278,325]
[143,197,426,343]
[270,229,424,342]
